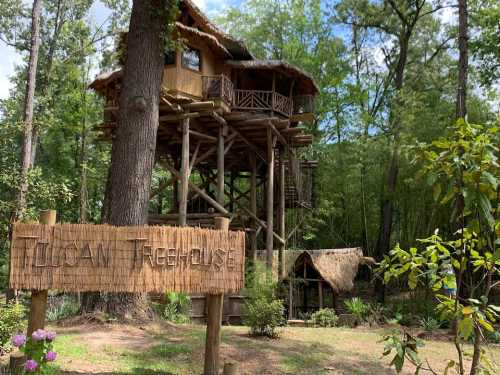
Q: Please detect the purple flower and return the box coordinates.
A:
[11,334,26,347]
[45,351,57,362]
[31,329,46,342]
[45,331,57,341]
[25,359,38,373]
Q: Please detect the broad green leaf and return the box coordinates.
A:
[458,317,474,339]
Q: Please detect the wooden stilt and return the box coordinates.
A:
[204,217,229,375]
[179,117,190,226]
[266,127,275,270]
[249,153,258,264]
[217,124,225,205]
[319,281,324,309]
[288,278,294,320]
[278,149,286,279]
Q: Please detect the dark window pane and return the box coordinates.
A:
[182,48,201,71]
[165,48,176,65]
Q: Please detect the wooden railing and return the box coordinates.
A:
[202,75,296,117]
[202,75,234,105]
[234,89,293,117]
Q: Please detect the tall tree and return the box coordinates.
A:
[456,0,468,119]
[83,0,173,318]
[15,0,42,220]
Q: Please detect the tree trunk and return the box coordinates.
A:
[81,0,169,319]
[456,0,468,120]
[15,0,42,220]
[374,32,410,302]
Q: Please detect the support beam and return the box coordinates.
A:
[179,117,190,226]
[266,127,275,270]
[227,125,267,163]
[278,149,286,279]
[250,153,258,264]
[189,130,217,143]
[217,124,225,204]
[319,281,324,309]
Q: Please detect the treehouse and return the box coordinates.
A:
[90,0,318,271]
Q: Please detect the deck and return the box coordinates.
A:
[202,75,313,118]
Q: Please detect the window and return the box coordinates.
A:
[165,48,176,66]
[182,47,201,71]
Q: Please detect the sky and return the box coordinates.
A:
[0,0,455,101]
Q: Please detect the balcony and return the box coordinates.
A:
[202,75,314,118]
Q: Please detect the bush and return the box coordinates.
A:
[310,308,338,327]
[46,294,79,322]
[163,292,191,324]
[0,302,26,354]
[244,262,285,338]
[420,316,441,332]
[344,297,370,323]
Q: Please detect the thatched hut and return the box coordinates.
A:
[283,249,374,319]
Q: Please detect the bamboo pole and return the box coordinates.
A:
[204,217,229,375]
[266,127,275,270]
[179,117,190,226]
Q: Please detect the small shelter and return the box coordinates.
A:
[285,249,374,319]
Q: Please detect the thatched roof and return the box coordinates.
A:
[294,249,369,293]
[88,68,122,92]
[181,0,253,60]
[225,60,320,95]
[175,22,232,58]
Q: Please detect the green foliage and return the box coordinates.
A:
[419,317,441,332]
[380,332,424,373]
[0,302,26,354]
[46,295,80,322]
[162,292,191,324]
[310,308,339,327]
[244,262,285,338]
[344,297,370,323]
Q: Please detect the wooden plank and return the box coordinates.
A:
[189,130,217,143]
[227,125,267,163]
[184,101,215,111]
[159,112,200,122]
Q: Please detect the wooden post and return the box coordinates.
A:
[266,127,275,271]
[249,152,258,264]
[9,352,25,375]
[318,281,324,310]
[27,210,56,336]
[288,278,294,320]
[217,124,225,205]
[223,362,240,375]
[204,216,229,375]
[278,149,286,279]
[179,117,190,226]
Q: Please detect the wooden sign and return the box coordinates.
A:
[9,223,245,294]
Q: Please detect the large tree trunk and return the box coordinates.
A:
[456,0,468,120]
[81,0,168,319]
[15,0,42,220]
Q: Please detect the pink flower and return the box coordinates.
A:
[25,359,38,372]
[32,329,46,342]
[45,351,57,362]
[45,331,57,341]
[11,334,26,347]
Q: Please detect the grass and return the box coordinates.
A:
[2,324,500,374]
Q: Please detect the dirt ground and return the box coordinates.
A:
[3,321,487,375]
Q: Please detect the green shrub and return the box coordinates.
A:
[163,292,191,324]
[420,316,441,332]
[344,297,369,322]
[244,262,285,338]
[46,295,79,322]
[485,329,500,344]
[310,308,338,327]
[0,302,26,354]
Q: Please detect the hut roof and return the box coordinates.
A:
[225,60,320,95]
[88,68,122,92]
[181,0,253,60]
[291,248,372,293]
[175,22,232,58]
